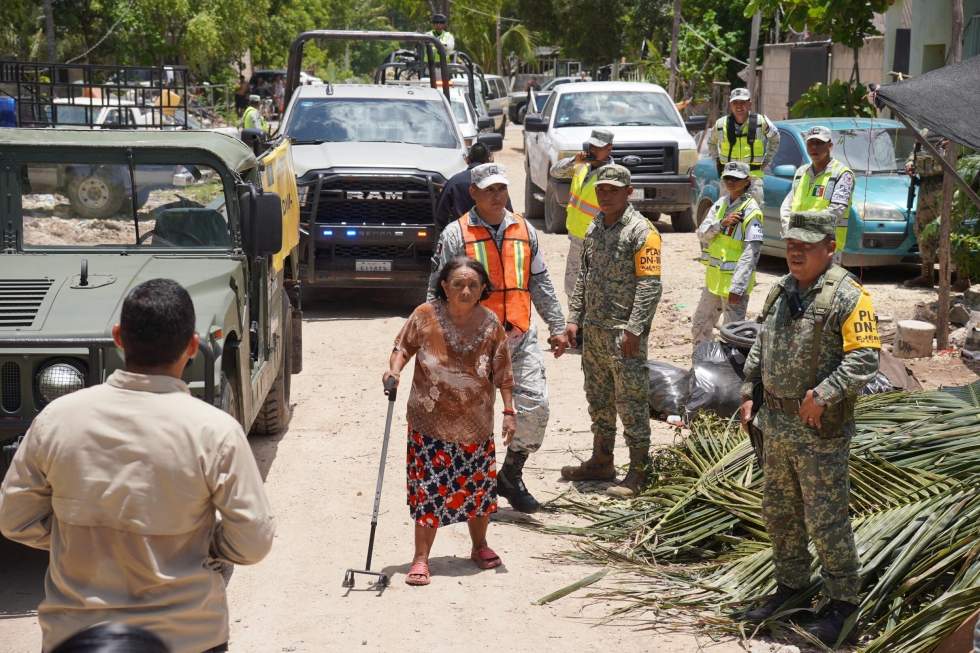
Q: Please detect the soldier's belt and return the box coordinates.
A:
[763,390,802,415]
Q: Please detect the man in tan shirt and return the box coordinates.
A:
[0,278,275,653]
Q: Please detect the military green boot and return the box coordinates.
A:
[606,447,650,498]
[560,435,616,481]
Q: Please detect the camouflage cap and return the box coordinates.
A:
[730,87,751,102]
[721,161,751,179]
[586,128,615,148]
[804,125,832,142]
[785,211,836,243]
[471,162,508,188]
[594,163,632,187]
[248,94,261,102]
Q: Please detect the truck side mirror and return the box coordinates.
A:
[523,114,548,132]
[487,107,503,117]
[477,133,503,152]
[684,115,707,133]
[477,116,494,130]
[241,188,283,258]
[241,128,268,156]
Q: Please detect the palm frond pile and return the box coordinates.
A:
[551,381,980,651]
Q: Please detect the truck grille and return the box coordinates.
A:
[302,176,435,226]
[1,362,19,412]
[0,279,54,328]
[613,143,677,175]
[333,245,416,259]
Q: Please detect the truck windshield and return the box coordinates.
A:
[554,91,682,128]
[832,127,917,174]
[19,162,231,249]
[284,98,459,148]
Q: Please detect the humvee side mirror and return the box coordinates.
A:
[241,187,283,258]
[477,133,503,152]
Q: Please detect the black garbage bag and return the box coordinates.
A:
[686,341,745,419]
[648,361,691,418]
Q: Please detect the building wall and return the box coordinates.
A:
[883,0,980,80]
[760,37,884,121]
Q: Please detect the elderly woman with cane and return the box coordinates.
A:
[384,257,516,586]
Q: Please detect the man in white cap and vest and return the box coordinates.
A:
[780,125,854,262]
[427,163,568,513]
[550,128,615,306]
[708,88,779,206]
[692,160,764,351]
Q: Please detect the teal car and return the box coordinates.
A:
[691,118,919,267]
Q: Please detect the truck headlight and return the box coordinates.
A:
[297,185,310,206]
[36,362,86,404]
[678,148,699,174]
[859,202,906,222]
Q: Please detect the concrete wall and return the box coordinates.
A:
[883,0,980,80]
[760,37,884,121]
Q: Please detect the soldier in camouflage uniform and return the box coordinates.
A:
[738,211,881,647]
[903,129,945,287]
[561,164,663,498]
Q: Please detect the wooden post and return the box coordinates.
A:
[746,11,762,99]
[668,0,681,99]
[43,0,56,61]
[938,0,964,349]
[496,13,503,75]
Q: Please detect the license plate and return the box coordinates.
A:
[355,259,392,272]
[629,188,644,200]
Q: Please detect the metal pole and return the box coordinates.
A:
[937,145,958,350]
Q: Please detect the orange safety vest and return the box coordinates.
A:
[458,212,533,332]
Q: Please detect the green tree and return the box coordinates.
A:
[449,0,536,74]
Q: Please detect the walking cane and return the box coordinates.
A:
[342,376,398,589]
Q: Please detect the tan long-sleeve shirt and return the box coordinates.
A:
[0,370,275,653]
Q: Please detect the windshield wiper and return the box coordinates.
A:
[555,121,593,127]
[290,139,329,145]
[613,121,655,126]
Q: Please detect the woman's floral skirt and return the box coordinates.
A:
[406,427,497,528]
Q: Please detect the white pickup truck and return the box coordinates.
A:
[522,81,699,233]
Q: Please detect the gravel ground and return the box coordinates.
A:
[1,124,975,653]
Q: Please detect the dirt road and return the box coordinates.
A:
[2,125,975,653]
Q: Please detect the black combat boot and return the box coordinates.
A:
[605,447,650,498]
[739,584,800,623]
[497,450,541,514]
[805,599,859,646]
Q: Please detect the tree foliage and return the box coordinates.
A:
[789,80,876,118]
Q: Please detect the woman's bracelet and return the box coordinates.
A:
[502,408,516,416]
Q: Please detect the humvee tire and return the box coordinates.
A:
[67,170,126,219]
[251,296,292,436]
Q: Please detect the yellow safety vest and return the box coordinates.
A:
[566,163,601,239]
[241,106,268,133]
[699,194,763,297]
[789,158,852,252]
[715,114,766,178]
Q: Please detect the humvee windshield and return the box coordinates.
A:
[20,161,231,248]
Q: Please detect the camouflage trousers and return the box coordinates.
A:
[564,236,584,306]
[690,287,747,352]
[506,324,549,455]
[762,412,860,604]
[582,327,651,450]
[914,176,942,270]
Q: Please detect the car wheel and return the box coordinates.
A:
[696,198,714,226]
[251,295,292,437]
[66,171,126,219]
[670,208,696,233]
[524,161,544,219]
[516,103,528,124]
[544,182,568,234]
[218,371,241,425]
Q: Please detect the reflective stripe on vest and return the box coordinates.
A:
[790,159,853,252]
[566,164,601,239]
[716,114,766,178]
[459,212,533,332]
[703,195,762,297]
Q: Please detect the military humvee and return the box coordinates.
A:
[0,129,303,477]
